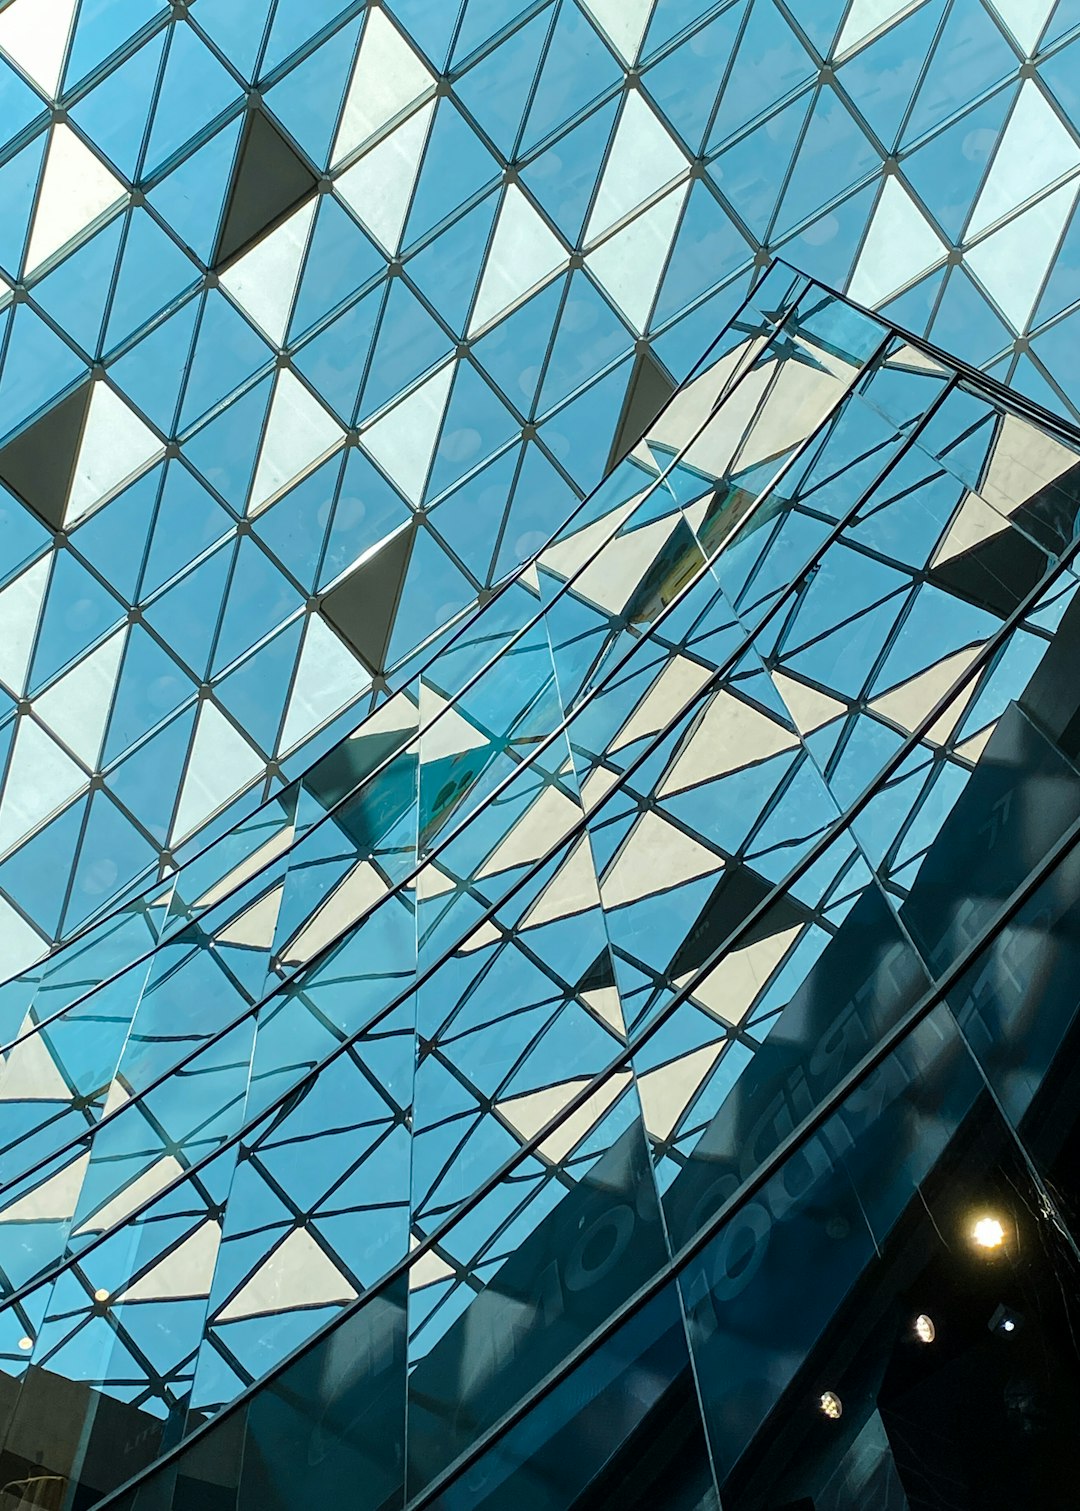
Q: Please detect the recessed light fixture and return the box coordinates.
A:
[17,1337,32,1351]
[989,1302,1023,1336]
[972,1214,1006,1250]
[819,1391,842,1420]
[914,1313,936,1344]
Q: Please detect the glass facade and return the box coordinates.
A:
[0,265,1077,1507]
[1,4,1080,1509]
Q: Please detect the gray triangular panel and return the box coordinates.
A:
[605,348,676,475]
[0,381,93,530]
[212,109,319,270]
[321,524,415,675]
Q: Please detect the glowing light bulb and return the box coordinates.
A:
[972,1215,1006,1250]
[94,1289,110,1303]
[819,1391,842,1420]
[1003,1318,1015,1333]
[17,1337,32,1351]
[914,1313,936,1344]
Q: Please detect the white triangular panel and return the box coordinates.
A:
[478,784,581,877]
[248,369,345,516]
[496,1070,631,1163]
[636,1040,726,1140]
[468,185,568,336]
[409,1242,455,1291]
[0,555,49,697]
[25,124,126,275]
[75,1155,186,1233]
[659,690,798,796]
[569,514,680,614]
[219,198,317,347]
[217,1226,357,1321]
[331,6,436,166]
[0,1026,70,1101]
[966,180,1079,333]
[280,614,368,753]
[932,491,1009,565]
[215,883,283,949]
[681,924,803,1026]
[582,986,626,1039]
[0,895,46,977]
[195,823,295,909]
[988,0,1055,53]
[171,702,264,844]
[521,837,601,930]
[587,183,687,332]
[119,1221,221,1301]
[848,176,947,308]
[581,0,655,64]
[969,80,1080,237]
[539,494,643,581]
[66,382,163,526]
[0,0,77,97]
[601,812,722,908]
[34,627,126,769]
[360,361,453,503]
[771,670,846,734]
[871,645,983,745]
[0,718,86,855]
[418,684,488,761]
[835,0,925,57]
[277,859,387,968]
[611,655,714,751]
[334,99,434,254]
[0,1152,88,1223]
[459,917,502,952]
[586,90,687,242]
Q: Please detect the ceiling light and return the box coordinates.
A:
[972,1215,1006,1250]
[913,1313,936,1344]
[819,1391,842,1420]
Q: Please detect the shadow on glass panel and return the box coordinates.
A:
[425,1284,718,1511]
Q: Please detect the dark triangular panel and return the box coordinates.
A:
[320,522,415,675]
[211,108,318,270]
[929,461,1080,621]
[669,861,809,982]
[605,347,677,475]
[0,380,93,530]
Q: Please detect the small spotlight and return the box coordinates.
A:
[93,1289,110,1303]
[989,1303,1023,1336]
[16,1337,32,1351]
[972,1215,1006,1250]
[819,1391,842,1420]
[913,1313,936,1344]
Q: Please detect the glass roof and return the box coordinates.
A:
[0,0,1076,963]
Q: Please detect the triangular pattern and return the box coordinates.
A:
[0,0,1071,962]
[469,185,568,336]
[25,123,126,275]
[248,369,345,515]
[0,0,77,97]
[212,107,318,268]
[0,246,1075,1510]
[331,7,435,167]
